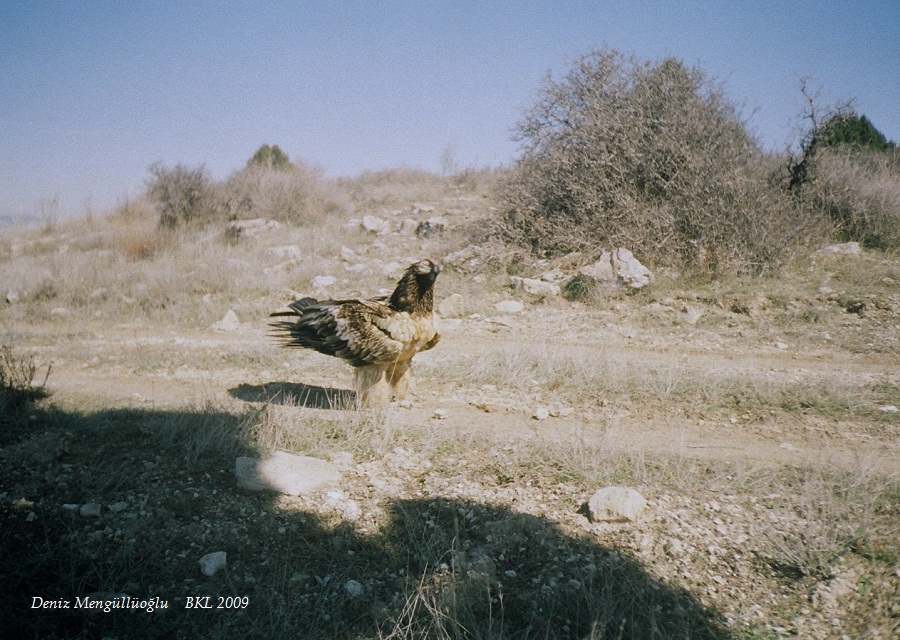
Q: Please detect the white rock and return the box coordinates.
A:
[398,219,419,235]
[6,290,20,304]
[311,275,337,289]
[681,304,704,325]
[587,487,647,523]
[611,248,653,289]
[198,551,227,577]
[80,503,102,518]
[361,215,387,234]
[344,579,364,598]
[324,490,362,521]
[510,277,561,297]
[532,407,550,420]
[578,248,653,289]
[211,310,240,332]
[227,218,267,236]
[438,293,466,318]
[494,300,524,314]
[579,251,616,282]
[432,409,449,420]
[266,245,302,259]
[816,241,861,256]
[340,246,358,262]
[235,451,341,496]
[879,405,898,413]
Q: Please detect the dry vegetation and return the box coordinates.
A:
[2,52,899,640]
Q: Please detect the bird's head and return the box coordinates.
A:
[412,259,442,282]
[390,259,441,312]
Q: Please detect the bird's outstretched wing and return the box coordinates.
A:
[270,297,436,367]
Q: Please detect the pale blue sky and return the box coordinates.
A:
[2,1,898,220]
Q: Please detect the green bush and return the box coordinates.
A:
[494,49,830,275]
[817,113,896,152]
[247,144,294,170]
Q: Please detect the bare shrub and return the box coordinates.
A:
[220,162,344,225]
[0,346,51,415]
[146,162,219,227]
[494,49,829,275]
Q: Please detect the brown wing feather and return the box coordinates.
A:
[269,258,441,368]
[270,298,437,367]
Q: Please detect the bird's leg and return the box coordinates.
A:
[385,360,412,401]
[355,365,389,407]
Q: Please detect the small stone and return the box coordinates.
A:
[878,405,898,413]
[265,245,301,259]
[816,242,861,257]
[211,310,240,332]
[510,277,561,297]
[664,538,685,557]
[532,407,550,420]
[311,275,337,289]
[26,511,37,522]
[344,579,364,598]
[6,290,20,304]
[494,300,524,314]
[398,219,418,235]
[432,409,449,420]
[503,570,517,579]
[108,501,129,513]
[775,341,788,350]
[362,215,387,234]
[198,551,227,577]
[681,304,704,325]
[80,503,102,518]
[438,293,466,319]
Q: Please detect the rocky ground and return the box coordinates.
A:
[1,190,899,639]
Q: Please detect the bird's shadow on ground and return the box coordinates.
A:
[228,381,356,410]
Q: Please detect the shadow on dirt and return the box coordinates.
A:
[228,381,356,410]
[1,400,735,639]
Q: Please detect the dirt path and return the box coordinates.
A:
[26,315,898,476]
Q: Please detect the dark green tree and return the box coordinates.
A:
[248,144,293,170]
[817,113,895,151]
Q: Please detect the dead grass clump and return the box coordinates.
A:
[220,163,347,226]
[338,167,449,211]
[757,464,899,579]
[803,148,900,250]
[245,398,431,462]
[0,346,51,416]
